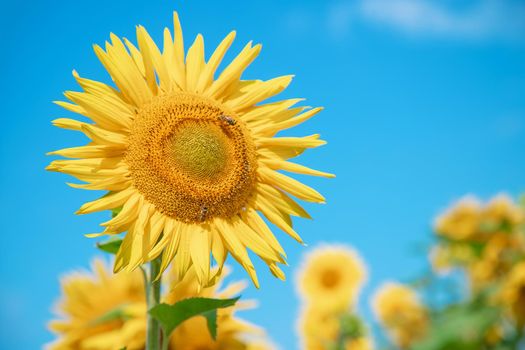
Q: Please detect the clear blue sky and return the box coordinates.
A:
[1,0,524,349]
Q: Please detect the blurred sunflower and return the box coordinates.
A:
[428,244,474,274]
[434,196,481,241]
[48,260,272,350]
[297,307,372,350]
[499,261,525,327]
[296,245,367,311]
[47,12,333,287]
[297,307,340,349]
[47,259,146,350]
[371,282,428,349]
[482,194,524,229]
[468,231,525,290]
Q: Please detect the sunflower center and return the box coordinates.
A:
[321,269,341,288]
[169,122,231,181]
[125,93,257,223]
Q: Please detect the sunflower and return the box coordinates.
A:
[47,12,333,286]
[434,196,482,241]
[297,307,340,349]
[499,261,525,327]
[371,282,428,349]
[468,232,525,290]
[482,194,524,228]
[47,258,146,350]
[429,243,478,275]
[48,259,272,350]
[297,307,372,350]
[296,245,367,311]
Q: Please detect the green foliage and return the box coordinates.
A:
[149,296,240,340]
[413,295,501,350]
[96,237,123,254]
[339,314,365,339]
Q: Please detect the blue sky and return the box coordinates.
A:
[1,0,524,348]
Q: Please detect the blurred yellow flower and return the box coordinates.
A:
[345,337,373,350]
[47,11,333,287]
[297,307,340,349]
[434,196,481,241]
[429,244,474,274]
[482,194,524,228]
[371,282,428,349]
[47,259,146,350]
[468,232,525,290]
[296,245,367,311]
[48,260,271,350]
[297,306,372,350]
[499,261,525,327]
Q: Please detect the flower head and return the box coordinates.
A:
[434,196,482,241]
[47,12,333,287]
[47,259,146,350]
[371,282,428,349]
[48,259,271,350]
[297,307,371,350]
[482,194,524,229]
[296,245,367,311]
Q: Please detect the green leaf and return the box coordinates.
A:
[149,296,240,340]
[96,237,123,254]
[202,310,218,339]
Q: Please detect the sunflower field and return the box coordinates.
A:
[2,2,524,350]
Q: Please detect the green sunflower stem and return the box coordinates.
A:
[146,257,162,350]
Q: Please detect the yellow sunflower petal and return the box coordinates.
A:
[185,34,205,93]
[80,124,127,146]
[137,25,172,93]
[256,134,326,149]
[215,218,260,288]
[51,118,84,131]
[71,70,133,115]
[261,158,335,178]
[243,208,286,257]
[258,167,325,203]
[225,75,293,112]
[189,225,211,284]
[255,196,303,243]
[172,11,186,89]
[196,31,236,93]
[76,187,135,215]
[206,42,261,99]
[256,182,311,219]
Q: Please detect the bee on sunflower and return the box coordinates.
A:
[47,12,333,289]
